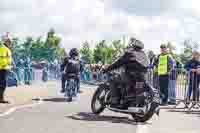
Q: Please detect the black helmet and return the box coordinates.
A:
[128,37,144,49]
[69,48,79,57]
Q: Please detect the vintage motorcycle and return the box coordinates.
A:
[91,71,160,122]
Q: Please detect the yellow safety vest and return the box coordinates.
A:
[158,54,168,75]
[0,46,12,70]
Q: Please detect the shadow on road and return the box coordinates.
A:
[67,112,150,125]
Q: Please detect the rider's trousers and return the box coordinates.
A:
[110,72,146,105]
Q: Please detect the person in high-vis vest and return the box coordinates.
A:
[0,40,12,103]
[155,44,174,105]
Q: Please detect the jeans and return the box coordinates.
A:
[16,68,24,84]
[0,70,8,100]
[24,68,32,85]
[159,75,169,103]
[187,77,200,101]
[168,79,176,103]
[80,72,85,80]
[61,74,66,91]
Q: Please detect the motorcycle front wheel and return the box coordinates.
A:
[91,85,107,114]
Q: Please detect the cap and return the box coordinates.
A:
[160,44,167,49]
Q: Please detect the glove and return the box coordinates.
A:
[148,64,154,69]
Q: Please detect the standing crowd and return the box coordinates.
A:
[0,34,199,106]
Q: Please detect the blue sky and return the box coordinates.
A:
[0,0,200,53]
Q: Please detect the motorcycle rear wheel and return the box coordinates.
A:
[131,102,157,122]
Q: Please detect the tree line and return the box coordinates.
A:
[80,39,199,65]
[0,29,198,65]
[3,29,67,63]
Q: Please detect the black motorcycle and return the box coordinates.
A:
[91,71,160,122]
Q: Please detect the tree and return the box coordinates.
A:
[93,40,109,64]
[44,29,63,61]
[112,40,125,61]
[22,37,34,59]
[179,39,199,64]
[166,42,179,62]
[93,40,127,64]
[12,37,22,60]
[30,37,47,61]
[167,42,176,54]
[80,41,93,64]
[105,46,114,64]
[45,28,61,48]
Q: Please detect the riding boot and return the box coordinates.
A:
[0,89,3,101]
[0,87,9,104]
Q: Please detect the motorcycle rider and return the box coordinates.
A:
[60,56,69,93]
[64,48,80,102]
[104,38,149,109]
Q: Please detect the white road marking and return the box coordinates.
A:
[136,124,150,133]
[81,86,97,89]
[0,100,44,117]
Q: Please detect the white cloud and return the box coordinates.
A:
[0,0,200,53]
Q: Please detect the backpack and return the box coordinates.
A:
[64,58,80,74]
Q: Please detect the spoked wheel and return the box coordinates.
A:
[65,79,76,101]
[91,86,107,114]
[131,93,158,122]
[131,105,155,123]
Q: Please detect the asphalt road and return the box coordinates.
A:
[0,83,200,133]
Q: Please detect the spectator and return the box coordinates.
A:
[85,66,91,81]
[80,60,85,81]
[24,57,32,85]
[155,44,174,105]
[168,59,177,105]
[147,51,156,86]
[0,38,12,103]
[16,59,24,84]
[185,51,200,102]
[42,65,48,82]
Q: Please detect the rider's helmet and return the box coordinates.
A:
[69,48,79,58]
[128,37,144,50]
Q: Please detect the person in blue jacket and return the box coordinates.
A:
[185,51,200,102]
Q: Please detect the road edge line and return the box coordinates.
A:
[0,99,44,117]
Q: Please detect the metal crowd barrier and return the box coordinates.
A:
[147,68,200,111]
